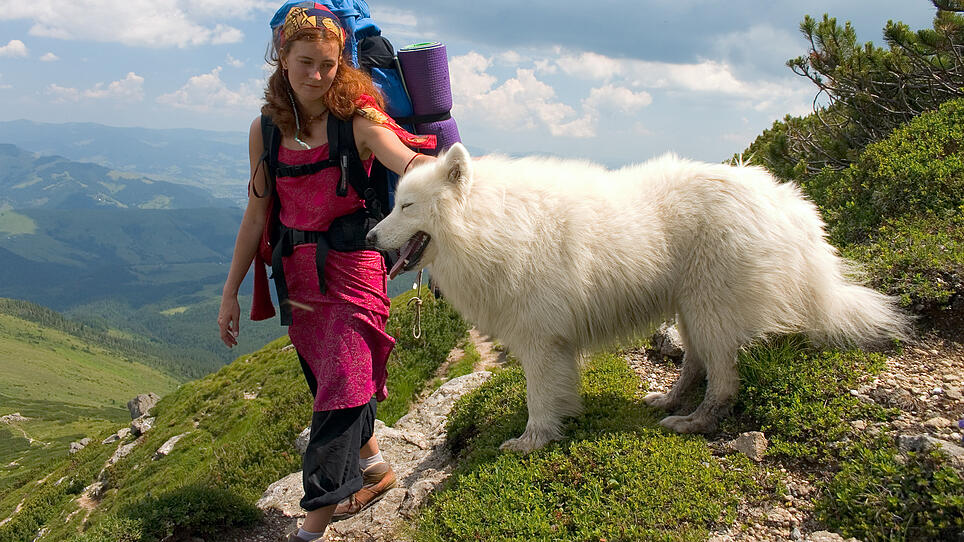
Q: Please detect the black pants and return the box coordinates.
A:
[298,353,377,511]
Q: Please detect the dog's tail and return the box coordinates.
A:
[806,252,913,348]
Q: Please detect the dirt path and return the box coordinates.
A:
[221,328,505,542]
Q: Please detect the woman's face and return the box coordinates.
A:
[282,38,340,105]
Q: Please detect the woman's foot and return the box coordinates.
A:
[332,462,398,520]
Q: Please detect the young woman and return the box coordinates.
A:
[217,3,434,541]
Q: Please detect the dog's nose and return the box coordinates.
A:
[366,230,378,246]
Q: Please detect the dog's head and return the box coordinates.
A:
[367,143,472,278]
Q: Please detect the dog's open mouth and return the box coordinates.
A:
[388,231,431,279]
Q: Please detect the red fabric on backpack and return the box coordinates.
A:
[250,197,277,321]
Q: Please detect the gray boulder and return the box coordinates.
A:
[651,322,684,358]
[130,416,155,437]
[127,393,160,420]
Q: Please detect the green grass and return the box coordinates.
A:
[722,335,893,461]
[0,211,35,236]
[817,442,964,541]
[445,336,480,380]
[379,287,468,425]
[0,312,180,514]
[0,289,468,542]
[413,352,764,541]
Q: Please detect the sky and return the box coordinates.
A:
[0,0,941,167]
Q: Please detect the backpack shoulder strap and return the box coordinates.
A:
[258,114,281,198]
[327,113,392,219]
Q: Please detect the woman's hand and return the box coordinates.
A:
[218,294,241,348]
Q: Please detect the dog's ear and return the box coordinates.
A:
[443,143,471,186]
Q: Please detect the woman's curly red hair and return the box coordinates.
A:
[262,26,384,138]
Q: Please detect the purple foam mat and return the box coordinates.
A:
[398,42,453,116]
[416,118,461,156]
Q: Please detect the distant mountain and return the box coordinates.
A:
[0,206,242,309]
[0,119,249,204]
[0,143,235,210]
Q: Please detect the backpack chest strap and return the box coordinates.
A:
[274,158,340,179]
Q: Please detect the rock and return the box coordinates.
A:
[850,420,867,432]
[651,322,684,358]
[153,433,189,460]
[807,531,859,542]
[765,506,793,527]
[0,412,29,423]
[130,416,155,437]
[256,472,304,517]
[107,440,139,467]
[294,427,310,456]
[127,393,160,420]
[946,387,963,401]
[924,416,951,430]
[791,527,803,540]
[102,427,131,445]
[897,434,964,471]
[69,438,91,454]
[727,431,768,462]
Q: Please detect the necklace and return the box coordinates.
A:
[287,88,328,150]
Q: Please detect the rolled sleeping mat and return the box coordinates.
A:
[397,41,461,154]
[416,117,461,155]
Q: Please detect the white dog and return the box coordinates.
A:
[368,144,909,453]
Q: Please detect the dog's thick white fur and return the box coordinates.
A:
[368,144,910,453]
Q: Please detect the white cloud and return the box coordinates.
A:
[584,85,653,113]
[45,72,145,102]
[0,1,272,48]
[553,49,811,112]
[39,52,59,62]
[374,6,417,27]
[45,83,81,102]
[0,73,12,90]
[84,72,144,100]
[157,66,262,113]
[0,39,28,57]
[226,54,244,68]
[450,53,594,138]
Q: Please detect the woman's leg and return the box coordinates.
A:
[301,504,335,533]
[360,435,379,458]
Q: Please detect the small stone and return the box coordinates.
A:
[931,387,944,395]
[851,420,867,432]
[790,527,803,540]
[924,417,950,430]
[727,431,768,462]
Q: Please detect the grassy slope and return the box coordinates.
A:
[0,288,466,542]
[0,312,179,518]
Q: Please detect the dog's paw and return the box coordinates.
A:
[643,392,679,411]
[658,414,717,434]
[499,429,556,454]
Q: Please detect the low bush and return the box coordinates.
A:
[415,353,763,541]
[816,441,964,541]
[725,336,892,461]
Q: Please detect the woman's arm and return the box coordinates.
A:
[218,116,272,347]
[353,115,435,176]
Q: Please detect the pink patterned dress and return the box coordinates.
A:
[276,143,395,412]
